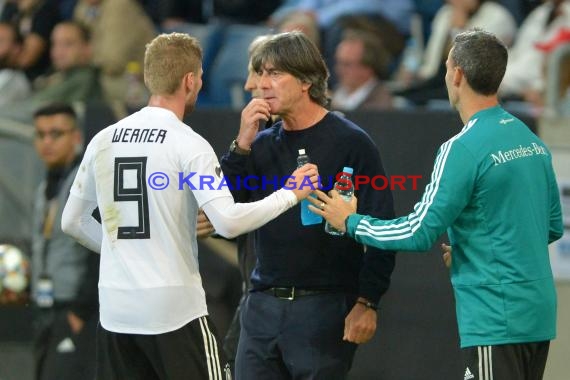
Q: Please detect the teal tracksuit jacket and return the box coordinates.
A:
[347,106,563,347]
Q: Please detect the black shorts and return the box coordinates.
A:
[461,341,550,380]
[96,316,231,380]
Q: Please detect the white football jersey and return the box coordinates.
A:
[71,107,232,334]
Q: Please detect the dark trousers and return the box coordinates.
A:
[96,316,230,380]
[235,291,357,380]
[223,292,246,374]
[34,307,97,380]
[461,341,550,380]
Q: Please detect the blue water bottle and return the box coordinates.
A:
[297,149,322,226]
[325,167,354,235]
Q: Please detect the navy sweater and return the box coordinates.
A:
[220,112,396,303]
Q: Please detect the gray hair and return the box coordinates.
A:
[251,31,329,106]
[451,29,508,95]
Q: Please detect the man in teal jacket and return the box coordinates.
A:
[310,29,563,380]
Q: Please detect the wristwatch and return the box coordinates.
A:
[229,139,251,155]
[356,299,378,311]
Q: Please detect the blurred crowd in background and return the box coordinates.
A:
[0,0,569,126]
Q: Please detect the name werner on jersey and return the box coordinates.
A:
[112,127,167,144]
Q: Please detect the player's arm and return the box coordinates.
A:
[219,148,252,203]
[202,163,319,239]
[347,140,476,251]
[62,195,102,253]
[202,164,318,238]
[191,145,318,237]
[312,139,476,252]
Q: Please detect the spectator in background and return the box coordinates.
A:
[214,0,282,25]
[270,0,413,37]
[419,0,517,81]
[156,0,281,29]
[73,0,156,104]
[412,0,445,42]
[395,0,517,106]
[500,0,570,107]
[0,20,100,123]
[153,0,206,30]
[526,27,570,115]
[269,0,413,85]
[277,11,321,49]
[331,29,393,111]
[0,21,30,106]
[0,0,17,21]
[31,103,99,380]
[33,21,100,102]
[5,0,60,80]
[56,0,79,21]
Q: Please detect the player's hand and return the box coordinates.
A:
[441,243,452,268]
[344,298,377,344]
[237,98,271,150]
[285,164,319,200]
[307,189,357,233]
[197,209,215,239]
[67,311,85,334]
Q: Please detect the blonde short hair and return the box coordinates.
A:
[144,33,203,95]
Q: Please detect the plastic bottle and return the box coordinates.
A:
[325,167,354,236]
[297,149,322,226]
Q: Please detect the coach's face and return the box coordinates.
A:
[258,63,310,116]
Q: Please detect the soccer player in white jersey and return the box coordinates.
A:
[61,33,319,380]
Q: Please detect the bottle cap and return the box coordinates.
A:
[298,149,306,155]
[342,167,353,174]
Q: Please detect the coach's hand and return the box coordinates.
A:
[197,209,215,239]
[344,298,377,344]
[441,243,452,268]
[236,98,271,150]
